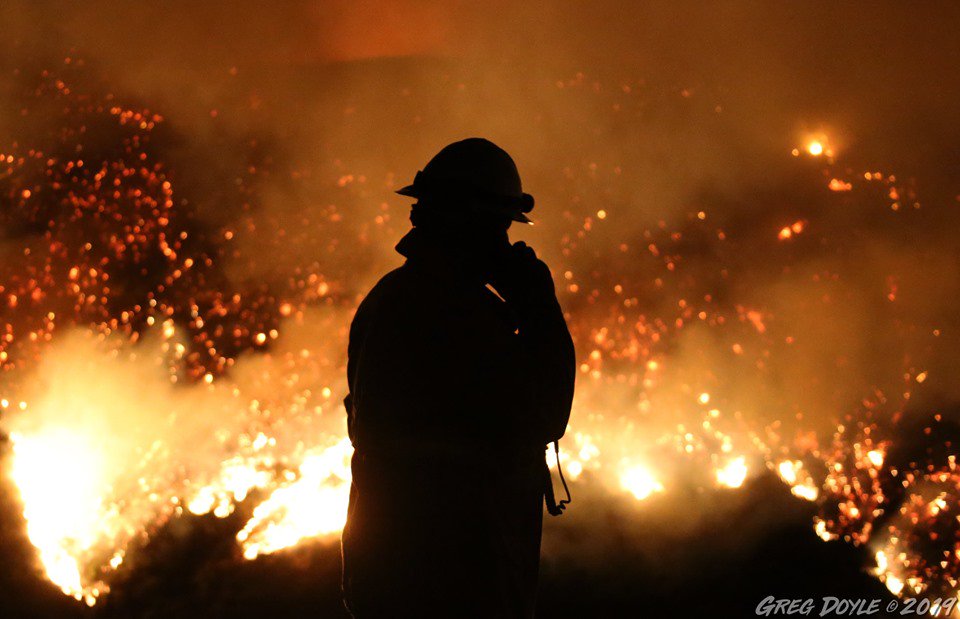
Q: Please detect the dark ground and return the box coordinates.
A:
[0,458,896,619]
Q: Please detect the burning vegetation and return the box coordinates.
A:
[1,4,960,615]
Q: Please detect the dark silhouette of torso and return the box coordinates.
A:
[341,226,575,618]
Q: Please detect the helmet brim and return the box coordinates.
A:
[511,211,533,224]
[395,186,533,224]
[395,184,418,198]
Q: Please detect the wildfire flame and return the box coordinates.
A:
[235,438,352,560]
[9,429,110,605]
[620,464,664,501]
[0,64,953,612]
[716,456,748,489]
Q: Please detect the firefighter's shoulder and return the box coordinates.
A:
[354,265,426,321]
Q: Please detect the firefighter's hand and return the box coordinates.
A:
[491,242,558,309]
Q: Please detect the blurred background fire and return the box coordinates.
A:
[3,1,960,617]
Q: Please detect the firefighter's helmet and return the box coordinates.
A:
[396,138,534,224]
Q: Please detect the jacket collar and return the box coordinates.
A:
[395,227,486,286]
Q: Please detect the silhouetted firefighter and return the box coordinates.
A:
[341,138,576,618]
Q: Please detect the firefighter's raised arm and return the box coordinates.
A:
[491,241,576,444]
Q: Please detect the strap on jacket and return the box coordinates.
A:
[544,440,572,516]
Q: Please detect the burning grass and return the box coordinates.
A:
[0,60,958,612]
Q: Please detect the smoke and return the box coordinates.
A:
[2,0,960,610]
[1,302,355,602]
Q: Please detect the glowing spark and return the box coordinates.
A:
[778,220,805,241]
[814,518,837,542]
[884,575,904,596]
[777,460,799,485]
[778,461,820,501]
[790,484,819,501]
[875,551,905,596]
